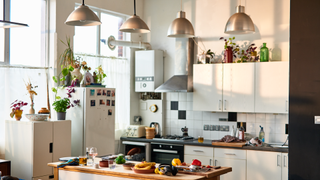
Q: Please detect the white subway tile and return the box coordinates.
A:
[203,120,211,127]
[171,92,179,101]
[264,133,275,143]
[193,111,203,120]
[186,111,194,120]
[178,120,186,127]
[246,122,256,135]
[210,113,220,122]
[179,101,187,110]
[187,93,193,102]
[171,111,178,119]
[275,134,288,143]
[255,113,266,122]
[171,119,178,127]
[265,122,276,134]
[166,111,171,119]
[218,112,228,118]
[237,113,247,122]
[186,119,194,129]
[166,101,171,110]
[247,114,256,123]
[203,131,211,139]
[165,118,171,128]
[170,128,177,135]
[211,131,219,140]
[187,102,193,111]
[179,93,187,101]
[194,130,203,137]
[276,114,288,124]
[165,127,171,136]
[266,114,276,123]
[203,112,211,121]
[275,122,285,134]
[188,129,194,137]
[165,93,171,100]
[194,120,203,130]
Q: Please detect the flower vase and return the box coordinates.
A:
[224,47,233,63]
[57,112,66,120]
[29,104,35,114]
[15,110,23,121]
[71,68,83,86]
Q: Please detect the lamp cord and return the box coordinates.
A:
[134,0,136,15]
[82,0,84,5]
[192,37,207,54]
[181,0,182,11]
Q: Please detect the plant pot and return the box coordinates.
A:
[71,68,83,83]
[57,112,66,120]
[64,73,71,87]
[224,47,233,63]
[15,110,23,121]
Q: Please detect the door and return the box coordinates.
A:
[282,153,288,180]
[247,150,281,180]
[53,121,71,162]
[184,155,214,166]
[214,157,246,180]
[193,64,223,111]
[255,62,289,113]
[33,122,53,177]
[223,63,255,112]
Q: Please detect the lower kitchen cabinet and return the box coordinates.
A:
[184,145,214,166]
[214,148,246,180]
[247,150,288,180]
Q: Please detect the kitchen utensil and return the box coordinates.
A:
[181,126,189,137]
[149,122,161,138]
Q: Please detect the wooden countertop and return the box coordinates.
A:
[48,161,231,180]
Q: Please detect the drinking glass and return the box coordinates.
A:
[86,147,93,165]
[198,136,204,143]
[79,156,87,166]
[89,147,98,167]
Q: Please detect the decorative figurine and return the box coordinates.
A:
[25,79,37,114]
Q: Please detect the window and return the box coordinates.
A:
[1,0,47,67]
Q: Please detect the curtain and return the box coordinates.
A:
[80,55,130,130]
[0,67,48,157]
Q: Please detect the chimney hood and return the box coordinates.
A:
[155,38,194,92]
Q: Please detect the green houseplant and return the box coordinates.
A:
[94,65,107,84]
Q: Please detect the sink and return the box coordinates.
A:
[269,143,288,148]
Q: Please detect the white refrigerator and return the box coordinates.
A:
[62,87,116,157]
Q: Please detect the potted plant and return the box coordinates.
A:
[220,37,239,63]
[94,65,107,84]
[51,84,80,120]
[198,49,215,64]
[236,43,260,63]
[10,100,28,120]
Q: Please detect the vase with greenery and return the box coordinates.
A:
[236,43,260,63]
[220,37,239,63]
[10,100,28,121]
[94,65,107,84]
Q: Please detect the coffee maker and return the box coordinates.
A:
[181,126,188,137]
[150,122,161,138]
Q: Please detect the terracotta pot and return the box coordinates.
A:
[15,110,23,121]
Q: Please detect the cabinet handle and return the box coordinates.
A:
[283,155,287,167]
[286,100,288,112]
[224,100,226,110]
[277,155,281,167]
[193,150,204,152]
[219,100,222,110]
[225,153,236,156]
[49,143,53,153]
[214,160,217,166]
[209,159,212,166]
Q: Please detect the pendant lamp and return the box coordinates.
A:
[167,0,194,38]
[224,5,255,34]
[65,0,101,26]
[0,0,28,28]
[119,0,150,33]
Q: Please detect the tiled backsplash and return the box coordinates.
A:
[164,92,289,144]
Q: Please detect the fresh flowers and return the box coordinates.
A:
[52,84,80,113]
[10,100,28,118]
[94,65,107,84]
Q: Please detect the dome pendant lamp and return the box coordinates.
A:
[167,0,194,38]
[119,0,150,33]
[65,0,101,26]
[0,0,28,28]
[224,4,255,34]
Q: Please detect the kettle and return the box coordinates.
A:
[150,122,161,138]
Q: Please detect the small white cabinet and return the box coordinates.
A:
[5,120,71,180]
[247,150,288,180]
[184,145,214,166]
[255,62,289,113]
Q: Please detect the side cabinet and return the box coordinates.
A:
[255,62,289,113]
[184,145,214,166]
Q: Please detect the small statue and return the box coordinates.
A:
[93,72,97,83]
[25,79,37,114]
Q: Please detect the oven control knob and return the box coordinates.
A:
[159,145,162,148]
[170,146,173,149]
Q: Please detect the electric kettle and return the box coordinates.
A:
[150,122,161,138]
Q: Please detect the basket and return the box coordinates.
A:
[145,127,155,139]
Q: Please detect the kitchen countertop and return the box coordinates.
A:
[120,137,288,153]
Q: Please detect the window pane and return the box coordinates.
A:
[74,25,98,55]
[100,13,124,57]
[10,0,46,66]
[0,1,4,63]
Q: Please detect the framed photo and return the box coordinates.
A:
[90,100,95,107]
[107,90,111,97]
[97,89,102,96]
[106,100,110,106]
[112,100,115,106]
[84,72,94,85]
[90,89,95,96]
[99,99,106,106]
[108,109,112,116]
[111,90,115,97]
[102,89,107,96]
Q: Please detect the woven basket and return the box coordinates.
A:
[145,127,155,139]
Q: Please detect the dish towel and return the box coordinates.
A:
[57,158,79,168]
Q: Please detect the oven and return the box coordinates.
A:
[122,141,151,162]
[151,142,184,164]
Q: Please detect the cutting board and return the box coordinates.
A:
[211,141,246,147]
[178,167,232,179]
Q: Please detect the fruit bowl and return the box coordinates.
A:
[132,166,155,174]
[25,114,49,121]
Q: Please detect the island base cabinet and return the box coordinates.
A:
[60,170,132,180]
[214,157,246,180]
[184,155,214,166]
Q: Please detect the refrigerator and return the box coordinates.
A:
[61,87,116,157]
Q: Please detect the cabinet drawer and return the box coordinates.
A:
[214,148,246,160]
[185,145,214,157]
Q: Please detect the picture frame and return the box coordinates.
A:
[107,90,111,97]
[84,72,94,85]
[90,89,95,96]
[97,89,102,96]
[111,90,115,97]
[90,100,95,107]
[108,109,112,116]
[99,99,106,106]
[112,100,115,106]
[103,89,107,96]
[106,100,110,106]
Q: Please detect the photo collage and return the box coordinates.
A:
[89,88,115,116]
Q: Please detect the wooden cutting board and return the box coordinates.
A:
[211,141,246,147]
[178,167,232,179]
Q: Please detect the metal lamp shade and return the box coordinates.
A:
[168,11,195,38]
[119,15,150,33]
[224,5,255,34]
[65,5,101,26]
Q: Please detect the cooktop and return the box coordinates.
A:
[153,135,194,141]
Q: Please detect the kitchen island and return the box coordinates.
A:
[47,161,231,180]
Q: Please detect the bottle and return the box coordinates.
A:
[260,43,269,62]
[259,125,265,142]
[230,125,235,137]
[238,122,245,140]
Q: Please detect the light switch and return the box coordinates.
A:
[314,116,320,124]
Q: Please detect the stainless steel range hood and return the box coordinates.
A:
[155,38,194,92]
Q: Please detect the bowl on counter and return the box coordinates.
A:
[99,160,109,167]
[123,163,135,170]
[25,114,49,121]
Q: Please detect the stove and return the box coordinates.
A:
[152,135,194,141]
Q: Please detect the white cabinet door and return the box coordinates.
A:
[247,150,282,180]
[255,62,289,113]
[223,63,255,112]
[193,64,223,111]
[33,122,53,177]
[282,153,288,180]
[214,157,246,180]
[53,121,71,162]
[33,175,54,180]
[184,155,214,166]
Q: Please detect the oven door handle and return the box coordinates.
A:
[153,149,178,154]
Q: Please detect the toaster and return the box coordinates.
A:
[126,125,147,137]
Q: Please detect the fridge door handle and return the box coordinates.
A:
[49,142,53,153]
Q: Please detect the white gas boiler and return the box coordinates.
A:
[135,50,163,92]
